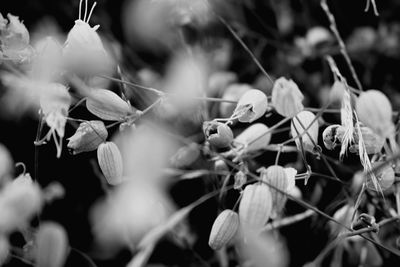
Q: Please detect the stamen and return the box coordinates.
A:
[86,2,97,23]
[83,0,88,22]
[79,0,83,20]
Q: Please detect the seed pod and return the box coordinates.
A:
[239,184,272,229]
[291,111,319,153]
[356,90,394,138]
[208,209,239,250]
[271,77,304,118]
[259,165,289,218]
[67,120,108,154]
[234,123,271,153]
[219,84,250,118]
[330,204,355,235]
[232,89,269,123]
[203,121,233,148]
[97,142,123,185]
[350,126,385,155]
[0,143,13,185]
[366,163,395,191]
[214,159,228,173]
[35,222,69,267]
[86,89,132,121]
[322,124,345,150]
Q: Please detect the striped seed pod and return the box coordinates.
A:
[239,184,272,229]
[259,165,289,218]
[208,209,239,250]
[86,89,132,121]
[234,123,271,153]
[232,89,269,123]
[35,222,69,267]
[291,111,319,153]
[97,142,123,185]
[356,90,394,138]
[67,120,108,154]
[271,77,304,118]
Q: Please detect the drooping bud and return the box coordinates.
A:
[350,125,385,155]
[67,120,108,154]
[97,142,123,185]
[234,123,271,153]
[203,121,233,148]
[219,84,250,118]
[232,89,269,123]
[239,184,272,229]
[208,209,239,250]
[86,89,133,121]
[322,124,345,150]
[356,90,394,138]
[35,222,69,267]
[291,111,319,153]
[366,163,395,191]
[271,77,304,118]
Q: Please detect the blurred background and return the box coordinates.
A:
[1,0,400,266]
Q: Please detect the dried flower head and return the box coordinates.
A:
[39,83,71,158]
[203,121,233,148]
[35,222,69,267]
[322,124,345,150]
[239,184,272,229]
[356,90,394,138]
[208,209,239,250]
[97,142,123,185]
[291,111,319,153]
[67,120,108,155]
[231,89,269,123]
[0,13,32,63]
[271,77,304,118]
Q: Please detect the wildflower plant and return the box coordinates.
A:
[0,0,400,267]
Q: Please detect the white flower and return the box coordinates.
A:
[63,0,112,76]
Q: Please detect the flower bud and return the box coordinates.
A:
[366,163,395,191]
[0,174,43,234]
[271,77,304,118]
[219,84,250,118]
[35,222,69,267]
[259,165,289,218]
[86,89,133,121]
[232,89,269,123]
[208,209,239,250]
[291,111,319,153]
[0,237,9,266]
[356,90,394,138]
[322,124,345,150]
[305,26,332,48]
[97,142,123,185]
[170,143,200,168]
[350,125,385,155]
[234,123,271,153]
[203,121,233,148]
[67,120,108,154]
[239,184,272,229]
